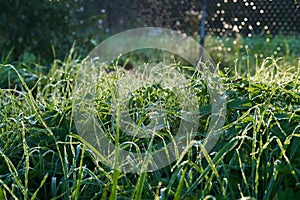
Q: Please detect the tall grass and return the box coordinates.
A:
[206,34,300,75]
[0,41,299,199]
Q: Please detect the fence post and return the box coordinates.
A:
[199,0,208,58]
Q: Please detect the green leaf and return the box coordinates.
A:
[228,98,253,109]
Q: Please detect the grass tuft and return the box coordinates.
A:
[0,38,300,199]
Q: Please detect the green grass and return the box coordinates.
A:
[206,34,300,75]
[0,37,300,199]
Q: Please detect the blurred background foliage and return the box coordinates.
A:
[0,0,299,66]
[0,0,107,64]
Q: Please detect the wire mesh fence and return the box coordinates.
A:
[1,0,299,62]
[98,0,300,37]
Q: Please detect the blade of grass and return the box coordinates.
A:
[21,121,29,200]
[0,179,18,200]
[174,165,188,200]
[30,173,48,200]
[73,145,86,200]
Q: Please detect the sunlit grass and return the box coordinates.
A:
[0,42,299,199]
